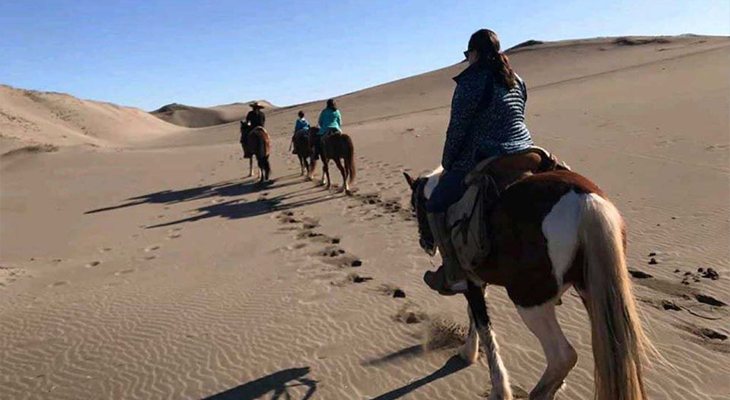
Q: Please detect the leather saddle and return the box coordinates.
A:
[446,147,569,274]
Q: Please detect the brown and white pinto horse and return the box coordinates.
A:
[404,167,654,400]
[308,127,356,194]
[246,126,272,183]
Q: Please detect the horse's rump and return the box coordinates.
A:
[322,131,356,183]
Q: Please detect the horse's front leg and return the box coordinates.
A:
[248,157,254,178]
[460,302,480,365]
[465,283,512,400]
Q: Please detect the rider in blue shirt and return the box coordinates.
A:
[291,111,310,154]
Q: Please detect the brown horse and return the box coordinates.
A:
[246,126,271,183]
[292,129,311,176]
[308,127,356,194]
[404,156,654,400]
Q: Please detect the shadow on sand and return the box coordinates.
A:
[202,366,317,400]
[367,355,468,400]
[85,174,302,215]
[84,172,344,227]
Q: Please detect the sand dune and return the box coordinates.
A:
[150,101,276,128]
[1,36,728,400]
[0,85,182,154]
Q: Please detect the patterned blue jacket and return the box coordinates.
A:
[441,64,533,172]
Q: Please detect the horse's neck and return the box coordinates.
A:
[423,166,444,200]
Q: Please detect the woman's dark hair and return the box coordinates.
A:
[298,111,305,118]
[468,29,517,89]
[326,99,337,111]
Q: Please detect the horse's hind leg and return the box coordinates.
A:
[460,303,480,365]
[265,157,271,181]
[308,158,316,181]
[465,283,512,400]
[333,158,347,193]
[322,159,330,188]
[255,156,263,182]
[516,302,577,400]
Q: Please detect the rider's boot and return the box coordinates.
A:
[423,212,467,295]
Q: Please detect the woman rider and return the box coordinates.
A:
[310,99,342,176]
[424,29,534,295]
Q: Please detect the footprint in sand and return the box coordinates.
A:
[168,232,182,239]
[310,244,362,267]
[85,261,101,268]
[49,281,69,287]
[143,255,157,261]
[144,245,161,252]
[331,272,373,287]
[377,284,406,298]
[115,269,135,276]
[393,301,429,324]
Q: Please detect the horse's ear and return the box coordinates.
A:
[403,172,415,190]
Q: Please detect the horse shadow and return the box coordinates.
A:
[144,188,340,229]
[367,355,468,400]
[202,366,317,400]
[84,175,303,215]
[362,345,424,367]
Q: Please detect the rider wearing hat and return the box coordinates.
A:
[241,102,266,158]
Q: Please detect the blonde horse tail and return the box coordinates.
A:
[344,134,356,183]
[579,194,652,400]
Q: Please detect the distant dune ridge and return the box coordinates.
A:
[150,100,276,128]
[0,84,180,154]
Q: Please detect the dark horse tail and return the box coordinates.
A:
[343,134,356,183]
[260,131,271,175]
[252,127,271,176]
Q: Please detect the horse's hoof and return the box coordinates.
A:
[459,347,479,365]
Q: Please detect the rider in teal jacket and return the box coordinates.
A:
[317,99,342,136]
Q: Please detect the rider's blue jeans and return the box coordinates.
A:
[425,170,468,213]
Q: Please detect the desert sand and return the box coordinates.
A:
[1,35,728,400]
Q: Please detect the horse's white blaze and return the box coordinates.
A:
[542,191,584,286]
[423,166,444,200]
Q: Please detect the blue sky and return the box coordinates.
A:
[1,0,728,110]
